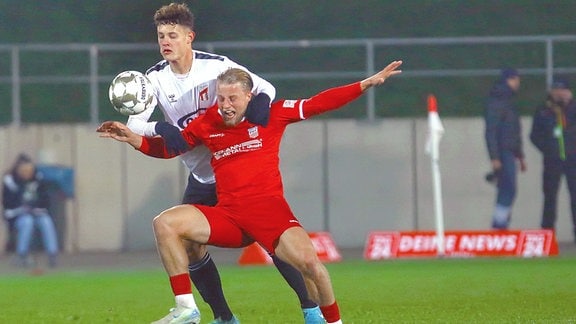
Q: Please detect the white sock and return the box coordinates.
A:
[175,293,197,309]
[328,320,343,324]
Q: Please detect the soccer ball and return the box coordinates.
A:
[108,70,156,116]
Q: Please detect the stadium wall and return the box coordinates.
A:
[0,118,572,252]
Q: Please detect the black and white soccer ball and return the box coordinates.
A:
[108,70,156,116]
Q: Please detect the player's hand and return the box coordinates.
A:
[360,60,403,91]
[97,121,142,148]
[155,122,190,155]
[245,93,271,126]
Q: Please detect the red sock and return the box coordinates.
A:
[169,273,192,296]
[320,301,341,323]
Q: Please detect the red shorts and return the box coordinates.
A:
[194,196,302,253]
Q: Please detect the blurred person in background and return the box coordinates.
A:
[530,77,576,243]
[484,68,526,229]
[2,153,58,267]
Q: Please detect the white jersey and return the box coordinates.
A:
[127,50,276,184]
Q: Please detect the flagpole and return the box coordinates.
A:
[427,94,446,256]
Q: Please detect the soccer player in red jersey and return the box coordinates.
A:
[98,60,402,324]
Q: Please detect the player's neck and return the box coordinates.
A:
[169,51,193,76]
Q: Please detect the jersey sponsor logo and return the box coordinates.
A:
[209,133,225,138]
[177,109,208,128]
[213,139,262,160]
[248,126,259,138]
[283,100,297,108]
[168,94,177,103]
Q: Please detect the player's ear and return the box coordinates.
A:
[188,31,196,44]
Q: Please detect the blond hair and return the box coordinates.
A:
[217,68,253,93]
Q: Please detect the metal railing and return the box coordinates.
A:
[2,35,576,125]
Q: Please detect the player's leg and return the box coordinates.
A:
[152,204,246,324]
[271,255,325,323]
[182,174,236,323]
[274,227,342,324]
[185,242,237,323]
[151,204,211,324]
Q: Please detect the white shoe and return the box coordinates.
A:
[151,304,201,324]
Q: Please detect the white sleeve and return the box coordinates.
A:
[225,58,276,102]
[126,106,158,137]
[249,71,276,102]
[126,69,163,137]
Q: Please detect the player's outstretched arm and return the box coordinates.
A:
[299,60,403,119]
[97,121,143,149]
[360,60,403,91]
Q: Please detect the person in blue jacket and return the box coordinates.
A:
[484,68,526,229]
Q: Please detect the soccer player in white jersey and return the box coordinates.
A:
[126,3,324,324]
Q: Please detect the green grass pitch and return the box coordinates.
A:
[0,257,575,323]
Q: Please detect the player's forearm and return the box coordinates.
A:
[137,136,178,159]
[126,135,144,149]
[127,116,158,137]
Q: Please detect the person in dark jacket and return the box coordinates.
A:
[484,68,526,229]
[2,153,58,267]
[530,77,576,242]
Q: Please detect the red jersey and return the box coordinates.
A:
[139,82,363,205]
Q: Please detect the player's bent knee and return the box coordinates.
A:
[152,213,176,237]
[293,253,323,277]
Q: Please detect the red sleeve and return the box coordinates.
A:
[138,137,176,158]
[301,82,363,119]
[138,124,202,158]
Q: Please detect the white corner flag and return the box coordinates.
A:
[425,94,446,256]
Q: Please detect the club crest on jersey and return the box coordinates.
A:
[283,100,297,108]
[248,126,259,139]
[199,87,209,101]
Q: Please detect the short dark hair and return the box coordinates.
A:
[154,3,195,31]
[9,153,34,176]
[551,76,571,90]
[217,68,253,93]
[500,68,519,80]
